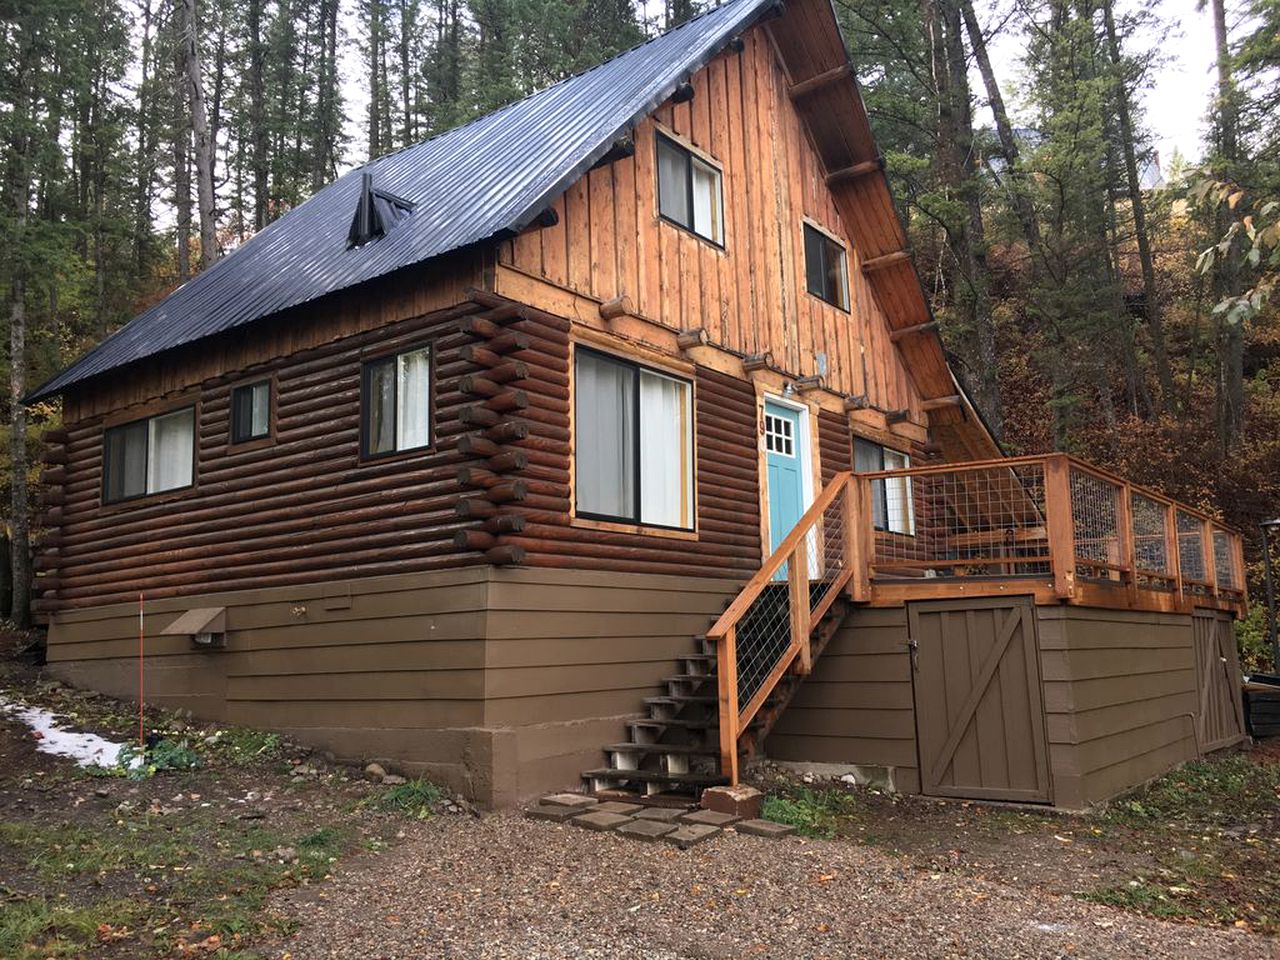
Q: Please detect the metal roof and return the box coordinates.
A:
[29,0,778,402]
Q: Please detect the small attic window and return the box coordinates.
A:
[348,171,416,248]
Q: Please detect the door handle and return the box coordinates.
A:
[907,637,919,672]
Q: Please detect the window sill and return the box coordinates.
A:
[571,515,699,541]
[100,484,199,514]
[804,289,850,314]
[356,444,437,467]
[657,216,727,256]
[228,434,276,453]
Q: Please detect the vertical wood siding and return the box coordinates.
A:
[498,30,924,423]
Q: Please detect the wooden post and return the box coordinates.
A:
[789,544,811,674]
[842,477,864,601]
[848,476,873,602]
[1044,455,1077,601]
[1116,482,1138,604]
[1164,499,1183,601]
[716,626,740,786]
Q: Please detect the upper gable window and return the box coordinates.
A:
[103,406,196,504]
[804,223,850,311]
[656,133,724,246]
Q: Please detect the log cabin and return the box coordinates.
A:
[27,0,1247,809]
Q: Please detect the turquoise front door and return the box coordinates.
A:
[764,401,805,577]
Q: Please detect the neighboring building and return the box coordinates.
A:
[28,0,1244,810]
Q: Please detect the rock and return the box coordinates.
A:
[541,793,598,810]
[840,774,857,785]
[273,846,298,862]
[666,823,721,849]
[572,811,634,831]
[700,784,762,821]
[364,763,387,781]
[291,764,313,776]
[736,818,798,839]
[525,804,580,823]
[593,801,642,816]
[617,819,677,841]
[633,806,685,823]
[381,774,407,786]
[94,788,110,799]
[680,808,739,827]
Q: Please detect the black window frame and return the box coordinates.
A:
[101,405,198,506]
[854,437,912,534]
[229,379,273,444]
[573,345,695,531]
[359,343,434,461]
[655,132,725,248]
[803,222,850,311]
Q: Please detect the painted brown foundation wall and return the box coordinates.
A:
[767,601,1241,809]
[46,566,738,808]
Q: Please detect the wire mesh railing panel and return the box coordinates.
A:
[1177,510,1210,593]
[1071,468,1123,582]
[872,464,1050,578]
[734,584,792,711]
[1131,492,1174,591]
[804,485,849,621]
[1213,529,1238,592]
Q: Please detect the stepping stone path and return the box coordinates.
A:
[524,793,796,849]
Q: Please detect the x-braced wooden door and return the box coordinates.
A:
[1193,611,1245,753]
[909,597,1052,803]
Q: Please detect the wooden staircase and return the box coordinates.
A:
[584,472,865,797]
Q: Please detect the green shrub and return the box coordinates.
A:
[365,778,446,819]
[762,785,858,838]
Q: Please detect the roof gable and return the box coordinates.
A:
[29,0,779,402]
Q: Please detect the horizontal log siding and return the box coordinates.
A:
[501,309,763,577]
[767,606,921,793]
[1036,606,1199,809]
[498,28,925,424]
[818,409,852,483]
[48,302,491,609]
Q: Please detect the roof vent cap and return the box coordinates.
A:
[347,171,416,248]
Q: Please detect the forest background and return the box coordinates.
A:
[2,0,1278,663]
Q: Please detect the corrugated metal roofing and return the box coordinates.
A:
[29,0,778,402]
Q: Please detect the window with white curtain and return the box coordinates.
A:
[231,380,272,443]
[656,133,723,246]
[102,406,195,504]
[575,347,693,529]
[854,438,914,535]
[362,345,431,458]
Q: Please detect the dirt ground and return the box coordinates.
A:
[2,626,1278,959]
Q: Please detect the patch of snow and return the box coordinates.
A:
[0,696,140,770]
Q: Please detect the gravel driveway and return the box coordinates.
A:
[276,814,1278,959]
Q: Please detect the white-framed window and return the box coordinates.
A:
[803,222,850,311]
[764,412,795,457]
[102,406,196,504]
[362,345,432,458]
[574,346,694,530]
[854,438,914,535]
[656,133,724,246]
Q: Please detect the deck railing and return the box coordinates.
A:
[708,453,1245,784]
[858,453,1246,613]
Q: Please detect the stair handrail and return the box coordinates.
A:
[708,471,857,784]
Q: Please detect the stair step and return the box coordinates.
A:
[664,674,714,686]
[583,767,729,787]
[630,716,759,733]
[645,694,718,707]
[604,742,716,757]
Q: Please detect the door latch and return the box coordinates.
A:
[907,636,919,672]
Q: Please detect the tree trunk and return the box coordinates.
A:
[179,0,217,270]
[960,0,1039,253]
[249,0,269,229]
[929,0,1004,440]
[368,0,382,159]
[1210,0,1244,449]
[1100,0,1175,409]
[9,284,30,628]
[173,20,192,282]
